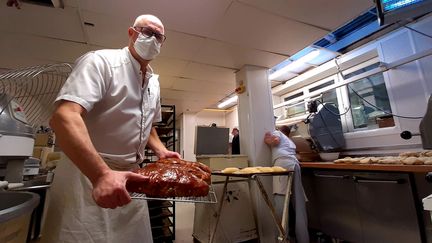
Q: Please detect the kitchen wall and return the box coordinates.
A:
[178,110,226,162]
[225,106,239,130]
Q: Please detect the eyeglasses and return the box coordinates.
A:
[133,26,166,43]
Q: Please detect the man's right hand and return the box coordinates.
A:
[91,170,149,209]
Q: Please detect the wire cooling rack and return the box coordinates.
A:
[130,186,217,204]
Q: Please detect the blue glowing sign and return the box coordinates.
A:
[381,0,424,12]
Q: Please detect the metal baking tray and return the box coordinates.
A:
[212,170,293,178]
[130,186,217,204]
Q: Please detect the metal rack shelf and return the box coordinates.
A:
[145,105,177,242]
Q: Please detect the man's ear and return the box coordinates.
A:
[128,27,134,37]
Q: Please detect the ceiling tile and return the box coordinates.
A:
[170,77,234,95]
[159,30,207,61]
[193,39,288,69]
[180,62,236,84]
[237,0,374,30]
[150,57,189,77]
[0,3,85,43]
[209,1,329,56]
[77,0,233,37]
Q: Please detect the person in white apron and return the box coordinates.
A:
[41,14,180,243]
[264,125,309,243]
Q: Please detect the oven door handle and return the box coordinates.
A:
[353,176,406,184]
[313,173,350,179]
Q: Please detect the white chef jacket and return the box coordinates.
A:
[55,47,161,165]
[41,47,160,243]
[271,130,296,161]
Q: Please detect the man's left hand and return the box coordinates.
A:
[158,150,181,159]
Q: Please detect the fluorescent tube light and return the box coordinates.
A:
[269,49,321,80]
[218,95,238,108]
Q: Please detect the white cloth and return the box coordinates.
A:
[269,131,309,243]
[273,163,309,243]
[272,154,297,195]
[41,154,152,243]
[55,47,161,163]
[271,130,296,161]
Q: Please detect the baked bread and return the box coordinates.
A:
[422,157,432,164]
[127,158,211,197]
[399,151,421,157]
[402,156,424,165]
[221,167,240,173]
[234,167,261,174]
[377,156,402,164]
[257,167,274,173]
[271,166,287,172]
[420,150,432,157]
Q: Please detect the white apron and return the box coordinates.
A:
[273,156,309,243]
[41,154,152,243]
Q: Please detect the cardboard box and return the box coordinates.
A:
[33,146,44,159]
[34,134,51,146]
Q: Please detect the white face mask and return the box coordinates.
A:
[134,33,161,60]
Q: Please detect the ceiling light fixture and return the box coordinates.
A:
[217,95,238,109]
[269,49,321,81]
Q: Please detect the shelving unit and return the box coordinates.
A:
[145,105,176,243]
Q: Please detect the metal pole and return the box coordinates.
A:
[210,177,229,243]
[280,173,293,242]
[254,175,287,242]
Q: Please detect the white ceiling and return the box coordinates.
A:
[0,0,374,115]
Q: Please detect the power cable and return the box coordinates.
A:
[334,58,424,120]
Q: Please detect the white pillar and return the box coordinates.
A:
[236,65,276,242]
[180,112,197,162]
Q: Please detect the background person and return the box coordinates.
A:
[264,125,309,243]
[41,14,180,243]
[231,127,240,154]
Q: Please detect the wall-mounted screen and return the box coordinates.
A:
[194,126,229,155]
[376,0,432,25]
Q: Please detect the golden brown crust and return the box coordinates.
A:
[221,167,240,173]
[399,151,421,157]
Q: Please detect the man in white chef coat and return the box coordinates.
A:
[41,14,180,243]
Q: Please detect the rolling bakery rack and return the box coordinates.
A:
[142,105,217,242]
[211,170,294,243]
[144,105,177,242]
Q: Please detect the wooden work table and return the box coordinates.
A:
[300,161,432,173]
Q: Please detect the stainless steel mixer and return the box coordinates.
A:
[0,64,72,183]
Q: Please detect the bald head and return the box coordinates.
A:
[133,15,164,34]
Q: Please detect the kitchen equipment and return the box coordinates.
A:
[307,102,345,152]
[400,94,432,149]
[319,152,340,161]
[419,94,432,149]
[0,64,71,183]
[279,102,345,161]
[0,191,40,243]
